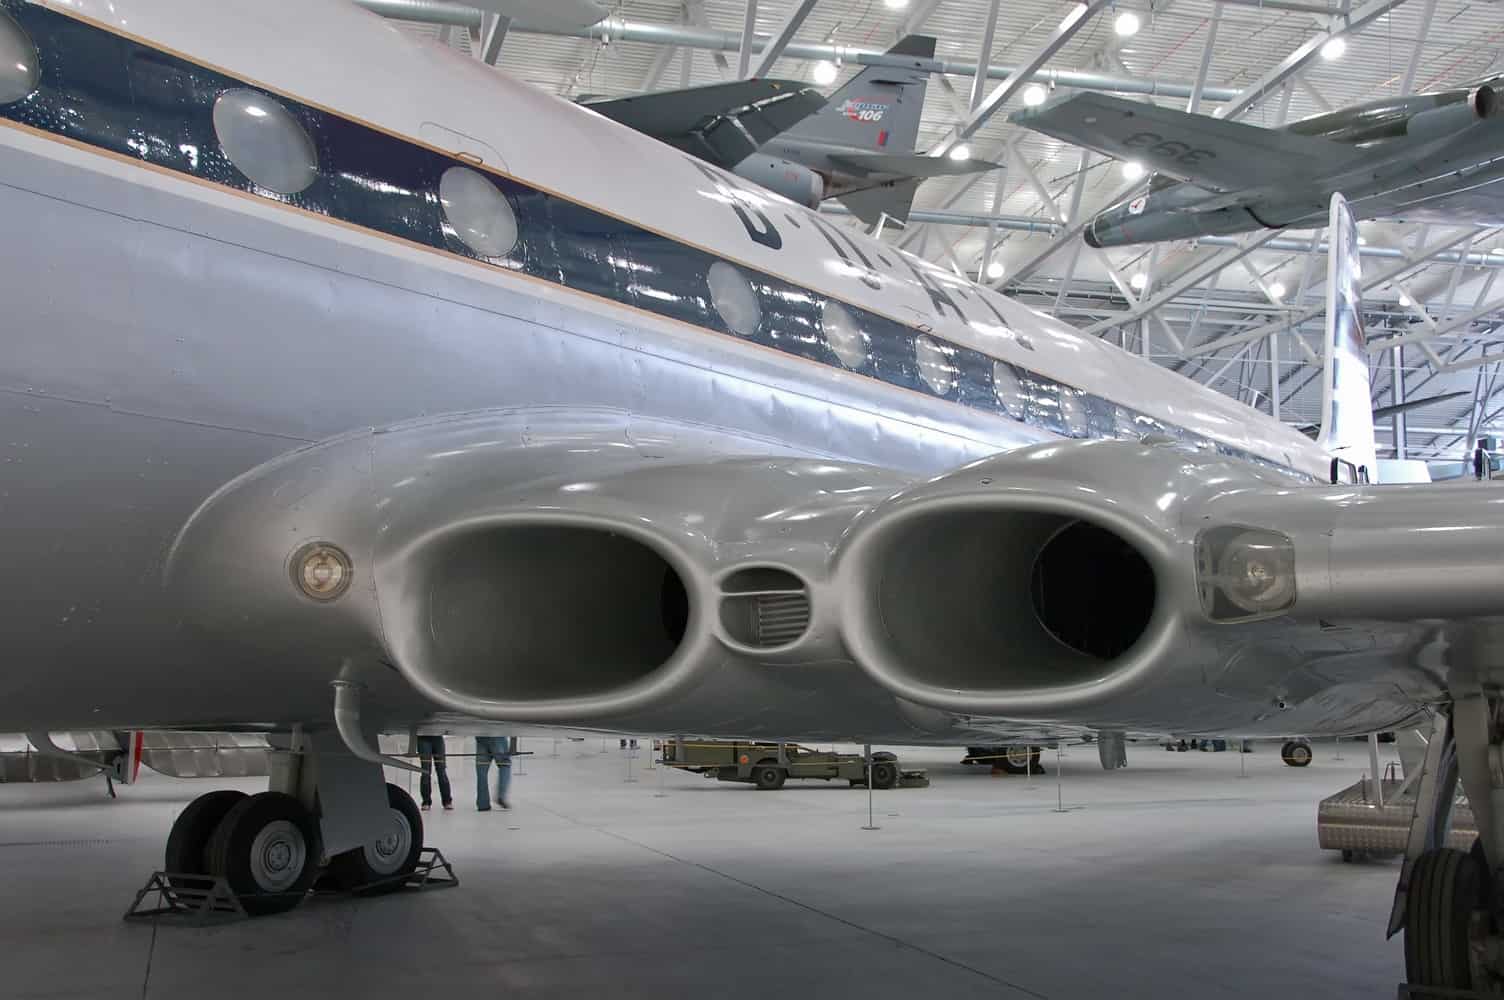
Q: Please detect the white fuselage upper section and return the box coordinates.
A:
[37,0,1328,480]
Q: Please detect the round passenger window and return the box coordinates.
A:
[212,89,318,195]
[915,334,957,396]
[707,261,761,337]
[993,361,1027,420]
[1060,390,1089,437]
[821,299,867,369]
[439,165,518,259]
[0,12,39,105]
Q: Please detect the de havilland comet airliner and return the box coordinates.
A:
[5,0,1504,989]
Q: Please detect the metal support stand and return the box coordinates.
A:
[861,743,879,831]
[550,737,560,758]
[1239,748,1248,779]
[1334,737,1345,762]
[124,849,458,925]
[624,741,637,783]
[1368,733,1385,808]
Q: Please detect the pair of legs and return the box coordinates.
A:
[475,736,512,811]
[416,734,451,809]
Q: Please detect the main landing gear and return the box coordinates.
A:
[1393,639,1504,995]
[162,727,426,917]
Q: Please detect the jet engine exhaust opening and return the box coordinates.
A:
[1031,519,1156,661]
[866,510,1157,692]
[416,524,690,704]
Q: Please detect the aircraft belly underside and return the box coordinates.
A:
[0,126,1471,746]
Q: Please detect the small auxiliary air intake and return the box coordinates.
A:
[719,567,811,649]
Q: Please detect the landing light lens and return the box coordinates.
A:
[1320,36,1346,60]
[1196,526,1296,621]
[291,542,353,602]
[812,60,838,85]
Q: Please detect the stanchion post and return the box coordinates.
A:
[861,742,879,831]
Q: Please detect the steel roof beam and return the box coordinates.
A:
[353,1,1243,101]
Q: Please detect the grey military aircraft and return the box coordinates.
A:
[585,35,997,225]
[1010,78,1504,246]
[5,1,1504,994]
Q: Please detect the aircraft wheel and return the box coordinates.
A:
[870,761,899,789]
[753,765,786,790]
[165,789,247,887]
[206,791,318,916]
[1405,847,1485,990]
[1282,741,1313,767]
[328,783,424,895]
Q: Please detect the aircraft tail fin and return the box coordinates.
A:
[1314,192,1378,483]
[784,35,935,154]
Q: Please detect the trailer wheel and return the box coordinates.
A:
[870,761,899,789]
[1282,741,1313,767]
[753,766,786,790]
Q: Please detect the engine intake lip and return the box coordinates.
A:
[835,489,1181,717]
[374,511,712,722]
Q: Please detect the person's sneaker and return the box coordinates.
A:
[497,799,510,810]
[442,802,454,811]
[421,803,431,811]
[477,805,491,811]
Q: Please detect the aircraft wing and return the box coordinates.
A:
[1010,92,1354,192]
[825,151,1001,178]
[583,80,825,163]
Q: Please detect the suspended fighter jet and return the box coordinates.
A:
[5,3,1504,995]
[584,35,997,224]
[1010,79,1504,246]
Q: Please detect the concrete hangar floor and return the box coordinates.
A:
[2,743,1396,999]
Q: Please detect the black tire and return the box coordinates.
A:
[1282,741,1313,767]
[205,791,318,916]
[1000,746,1033,775]
[327,783,425,895]
[165,789,247,887]
[870,761,899,789]
[1405,847,1485,990]
[753,765,786,790]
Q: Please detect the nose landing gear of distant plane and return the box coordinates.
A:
[161,728,426,916]
[1393,652,1504,994]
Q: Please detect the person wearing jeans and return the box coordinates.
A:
[415,734,452,811]
[475,735,513,811]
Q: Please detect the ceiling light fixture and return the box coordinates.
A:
[1268,281,1287,300]
[987,259,1005,280]
[1023,83,1048,107]
[1320,36,1346,60]
[1130,272,1148,290]
[948,143,972,162]
[812,60,838,85]
[1122,160,1145,180]
[1115,11,1141,36]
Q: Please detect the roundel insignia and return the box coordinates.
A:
[1128,195,1148,216]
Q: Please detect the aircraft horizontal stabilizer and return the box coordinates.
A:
[583,80,825,163]
[1010,92,1353,192]
[826,151,1000,178]
[837,178,922,225]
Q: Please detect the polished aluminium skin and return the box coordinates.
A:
[1012,82,1504,247]
[0,0,1490,759]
